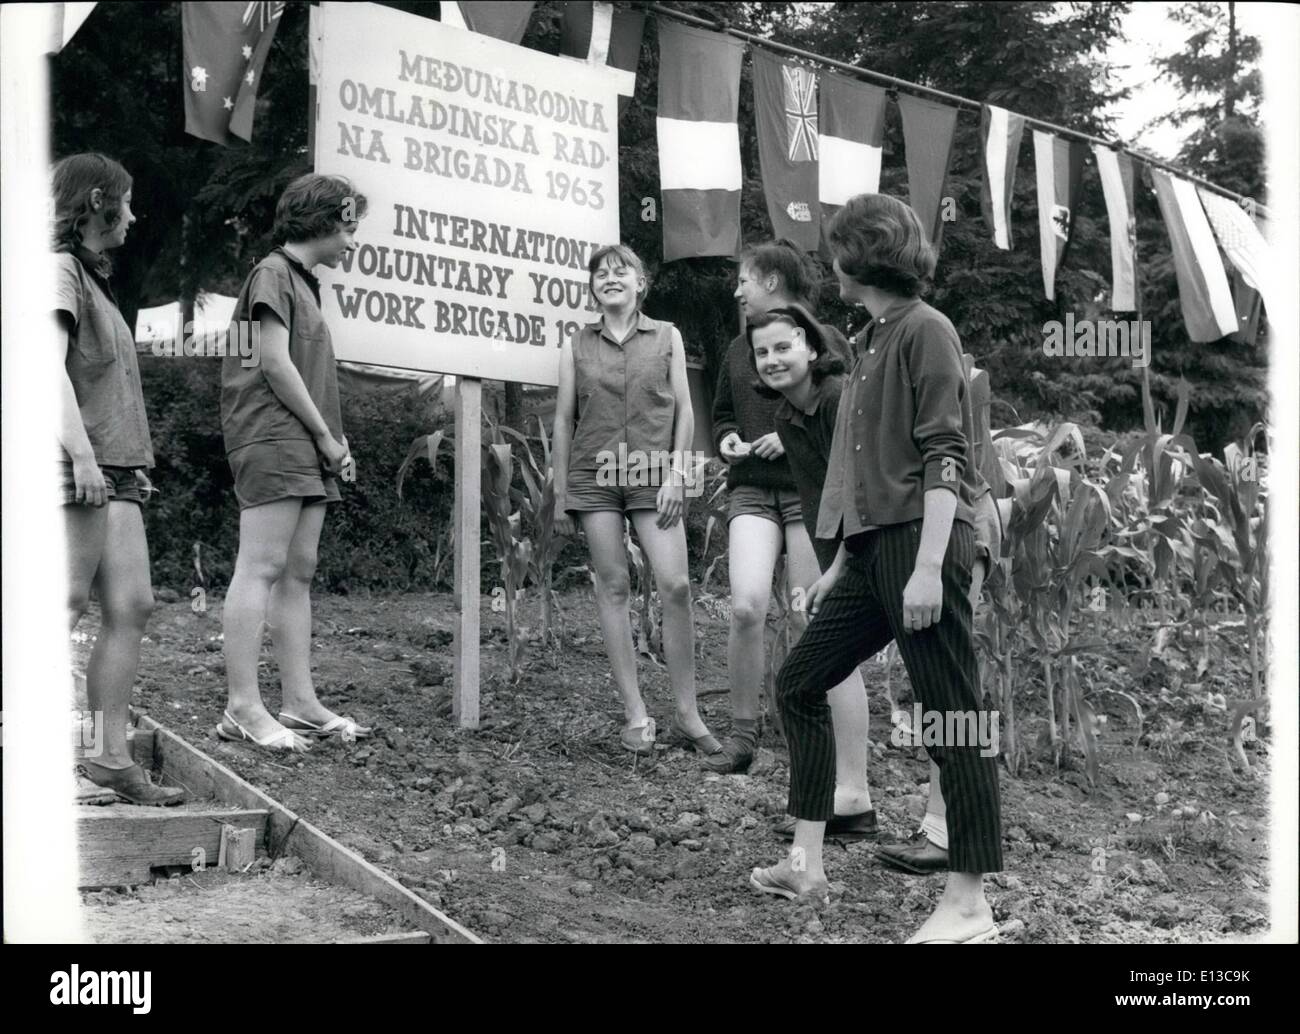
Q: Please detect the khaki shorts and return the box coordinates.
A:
[727,484,803,526]
[564,467,663,516]
[227,438,341,510]
[59,462,147,507]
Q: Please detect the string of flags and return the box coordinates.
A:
[53,2,1271,343]
[654,16,1273,344]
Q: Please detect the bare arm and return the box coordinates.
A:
[654,328,693,529]
[56,315,106,506]
[903,487,958,631]
[551,339,577,534]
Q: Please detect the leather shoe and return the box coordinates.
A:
[878,830,949,874]
[78,761,185,807]
[774,809,879,841]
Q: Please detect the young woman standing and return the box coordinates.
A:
[551,245,719,757]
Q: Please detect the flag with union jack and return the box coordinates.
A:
[783,65,818,163]
[753,49,820,250]
[182,1,285,145]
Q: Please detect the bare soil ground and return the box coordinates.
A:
[74,588,1271,944]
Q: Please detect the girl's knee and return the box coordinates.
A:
[730,596,767,629]
[658,573,691,607]
[103,587,154,629]
[593,569,631,605]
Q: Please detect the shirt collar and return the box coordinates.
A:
[275,245,321,292]
[866,295,922,328]
[776,373,834,426]
[69,244,117,302]
[597,311,653,346]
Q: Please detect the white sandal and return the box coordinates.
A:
[215,711,310,753]
[278,711,372,741]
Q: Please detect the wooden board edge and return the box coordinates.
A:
[332,931,432,944]
[138,714,482,945]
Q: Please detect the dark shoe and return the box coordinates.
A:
[701,735,754,773]
[774,809,879,842]
[878,831,949,874]
[667,718,723,757]
[78,761,186,807]
[619,717,657,756]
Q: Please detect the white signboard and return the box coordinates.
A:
[315,2,621,385]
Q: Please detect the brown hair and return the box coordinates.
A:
[740,238,820,306]
[51,153,132,253]
[587,243,649,306]
[826,194,936,297]
[746,305,845,399]
[273,173,368,243]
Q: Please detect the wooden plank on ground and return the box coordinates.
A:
[77,806,268,888]
[333,931,431,944]
[453,375,482,729]
[139,714,480,944]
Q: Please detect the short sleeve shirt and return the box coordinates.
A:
[568,313,677,472]
[54,248,154,468]
[221,247,343,452]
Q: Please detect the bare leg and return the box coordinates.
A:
[221,499,309,747]
[629,509,712,740]
[579,511,646,726]
[785,522,872,813]
[268,503,335,723]
[723,516,783,721]
[76,502,152,768]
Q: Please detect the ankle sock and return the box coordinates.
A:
[921,811,949,850]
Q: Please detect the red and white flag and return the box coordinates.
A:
[819,73,887,221]
[1092,145,1138,311]
[898,92,958,250]
[1196,187,1278,320]
[657,20,745,261]
[1032,131,1086,300]
[980,104,1025,250]
[559,1,643,107]
[182,1,285,146]
[447,2,535,44]
[1150,169,1237,342]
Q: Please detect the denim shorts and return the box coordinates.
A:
[726,484,803,526]
[564,466,663,516]
[59,462,147,507]
[227,438,341,510]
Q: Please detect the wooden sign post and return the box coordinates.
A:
[452,377,481,727]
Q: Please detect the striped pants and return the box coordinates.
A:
[775,519,1003,873]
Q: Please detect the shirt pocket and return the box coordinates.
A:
[74,300,122,366]
[628,352,671,400]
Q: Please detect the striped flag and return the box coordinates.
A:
[182,2,285,146]
[657,20,745,261]
[560,1,644,108]
[897,92,958,250]
[1196,187,1278,320]
[447,2,535,44]
[980,104,1025,250]
[1032,131,1086,300]
[1150,170,1237,342]
[752,49,819,250]
[1092,145,1139,311]
[1228,268,1263,346]
[819,73,887,223]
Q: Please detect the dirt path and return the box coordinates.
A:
[78,589,1271,943]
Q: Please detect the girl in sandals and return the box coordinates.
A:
[216,174,372,752]
[55,153,183,806]
[751,195,1002,945]
[551,244,719,757]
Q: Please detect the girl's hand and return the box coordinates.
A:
[656,482,684,529]
[315,430,348,475]
[901,563,943,632]
[719,433,751,463]
[554,498,576,538]
[750,432,785,460]
[133,469,157,501]
[72,455,108,507]
[806,567,843,616]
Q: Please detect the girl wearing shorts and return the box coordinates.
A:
[552,245,719,757]
[217,174,371,752]
[706,241,872,827]
[54,153,182,805]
